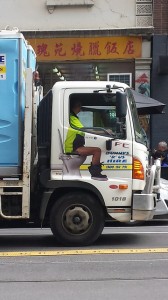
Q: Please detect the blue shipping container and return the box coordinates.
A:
[0,31,27,177]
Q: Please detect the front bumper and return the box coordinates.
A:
[132,193,156,220]
[132,159,161,221]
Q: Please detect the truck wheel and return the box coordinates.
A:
[50,192,105,246]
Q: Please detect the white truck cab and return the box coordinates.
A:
[37,81,160,245]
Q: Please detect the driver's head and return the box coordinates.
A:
[70,100,82,114]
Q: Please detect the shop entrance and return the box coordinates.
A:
[37,60,135,95]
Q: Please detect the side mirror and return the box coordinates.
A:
[116,91,127,118]
[106,139,112,150]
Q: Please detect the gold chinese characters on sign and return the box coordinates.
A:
[28,36,142,61]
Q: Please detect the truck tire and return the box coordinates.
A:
[50,191,105,246]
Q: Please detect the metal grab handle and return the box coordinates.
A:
[143,159,161,194]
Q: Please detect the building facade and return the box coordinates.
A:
[0,0,153,93]
[150,0,168,149]
[3,0,167,147]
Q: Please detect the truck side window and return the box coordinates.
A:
[69,93,117,137]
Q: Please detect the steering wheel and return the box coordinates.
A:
[86,127,115,137]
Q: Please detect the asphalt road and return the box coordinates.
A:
[0,223,168,300]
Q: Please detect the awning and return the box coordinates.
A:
[132,90,166,115]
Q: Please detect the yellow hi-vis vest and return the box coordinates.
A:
[64,113,85,153]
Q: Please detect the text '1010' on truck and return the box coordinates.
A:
[0,29,161,246]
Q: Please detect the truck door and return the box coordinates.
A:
[62,88,133,208]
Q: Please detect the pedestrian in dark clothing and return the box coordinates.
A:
[152,141,168,167]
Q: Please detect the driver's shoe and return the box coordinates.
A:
[88,164,108,181]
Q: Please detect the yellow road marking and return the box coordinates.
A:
[0,248,168,257]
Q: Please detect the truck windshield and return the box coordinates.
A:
[126,88,148,146]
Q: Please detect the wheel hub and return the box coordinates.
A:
[73,215,82,224]
[63,206,91,234]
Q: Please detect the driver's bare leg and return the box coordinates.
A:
[76,146,101,165]
[76,146,108,180]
